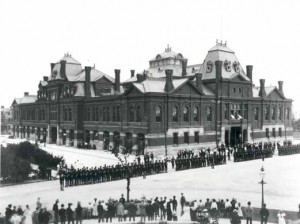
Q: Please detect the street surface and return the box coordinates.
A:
[1,136,300,218]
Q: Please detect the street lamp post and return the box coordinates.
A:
[259,166,267,206]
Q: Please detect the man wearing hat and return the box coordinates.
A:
[59,204,66,224]
[260,204,269,224]
[53,199,59,224]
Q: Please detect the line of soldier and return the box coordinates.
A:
[58,160,168,190]
[278,144,300,156]
[172,149,227,171]
[233,142,274,162]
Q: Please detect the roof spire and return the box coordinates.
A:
[165,44,171,52]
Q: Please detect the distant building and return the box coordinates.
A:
[1,106,12,135]
[10,42,293,155]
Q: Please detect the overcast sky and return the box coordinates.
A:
[0,0,299,118]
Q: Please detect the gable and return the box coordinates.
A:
[95,76,114,85]
[266,89,285,100]
[125,85,144,96]
[172,82,202,96]
[231,74,248,82]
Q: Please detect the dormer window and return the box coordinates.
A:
[177,53,183,59]
[156,55,161,60]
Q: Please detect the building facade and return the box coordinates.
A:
[1,106,13,135]
[10,42,293,155]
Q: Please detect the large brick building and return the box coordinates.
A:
[10,42,293,155]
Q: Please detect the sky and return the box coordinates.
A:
[0,0,299,118]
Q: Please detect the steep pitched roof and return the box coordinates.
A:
[19,95,37,104]
[73,68,114,83]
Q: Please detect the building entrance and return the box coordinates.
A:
[230,127,242,146]
[51,127,57,144]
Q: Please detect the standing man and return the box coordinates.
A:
[245,201,253,224]
[36,197,42,210]
[59,204,66,224]
[53,199,59,224]
[260,203,269,224]
[172,196,177,212]
[59,171,65,191]
[66,203,75,224]
[180,193,186,215]
[166,199,173,221]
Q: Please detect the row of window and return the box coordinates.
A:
[265,128,284,138]
[173,131,200,145]
[21,108,46,121]
[254,107,290,121]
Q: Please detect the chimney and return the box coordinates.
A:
[259,79,266,97]
[130,70,135,78]
[182,60,187,76]
[114,69,120,92]
[1,106,4,109]
[24,92,29,96]
[50,63,55,73]
[137,74,144,83]
[278,81,284,96]
[84,66,91,98]
[195,73,203,92]
[246,65,253,81]
[164,69,174,92]
[43,76,49,81]
[60,60,66,79]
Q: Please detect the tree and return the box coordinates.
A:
[114,144,133,202]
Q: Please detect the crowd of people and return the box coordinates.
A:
[232,142,274,162]
[57,158,168,190]
[172,149,226,171]
[278,144,300,156]
[5,194,291,224]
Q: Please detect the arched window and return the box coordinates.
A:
[87,108,91,121]
[103,107,106,121]
[254,107,259,121]
[278,107,282,120]
[64,107,68,121]
[264,107,269,120]
[92,107,96,121]
[272,107,276,120]
[183,106,189,122]
[207,107,212,121]
[113,107,116,122]
[116,106,120,122]
[106,107,110,121]
[193,107,199,122]
[155,106,162,122]
[130,106,135,122]
[172,106,178,122]
[287,108,290,120]
[96,107,99,121]
[69,108,72,121]
[136,106,141,122]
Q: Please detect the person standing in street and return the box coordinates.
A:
[75,202,82,224]
[59,204,66,224]
[66,203,74,224]
[53,199,59,224]
[180,193,186,215]
[245,201,253,224]
[260,204,269,224]
[172,196,177,212]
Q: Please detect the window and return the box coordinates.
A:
[278,107,282,120]
[172,106,178,122]
[266,128,269,138]
[264,107,269,120]
[96,107,99,121]
[184,132,189,144]
[230,104,241,119]
[233,88,236,93]
[272,128,276,137]
[243,104,248,119]
[92,107,96,121]
[238,88,242,93]
[106,107,110,121]
[173,133,178,145]
[136,106,141,122]
[272,107,276,120]
[224,104,229,120]
[87,108,91,121]
[254,107,258,121]
[69,108,72,121]
[286,108,290,120]
[155,106,162,122]
[194,131,199,143]
[113,107,116,122]
[193,107,199,122]
[116,106,120,122]
[183,106,189,122]
[103,107,106,121]
[130,106,134,122]
[279,128,282,137]
[64,107,68,121]
[207,107,212,121]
